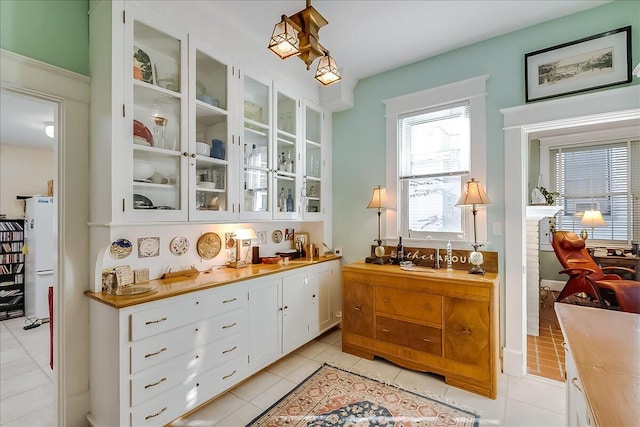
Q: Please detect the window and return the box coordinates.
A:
[551,139,639,244]
[384,76,488,242]
[399,103,469,237]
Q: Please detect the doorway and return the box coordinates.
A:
[0,88,59,423]
[501,85,640,379]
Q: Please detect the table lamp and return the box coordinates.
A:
[579,209,606,241]
[456,178,492,274]
[366,185,390,264]
[227,228,257,268]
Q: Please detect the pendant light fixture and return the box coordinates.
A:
[268,0,341,86]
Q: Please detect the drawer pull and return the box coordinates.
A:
[223,297,237,304]
[423,338,432,342]
[222,370,237,380]
[144,377,167,389]
[223,346,237,354]
[383,299,389,303]
[222,322,237,329]
[561,342,568,350]
[144,406,167,420]
[145,317,167,326]
[460,328,471,335]
[144,347,167,358]
[353,306,361,311]
[382,328,390,333]
[570,377,582,392]
[194,328,200,332]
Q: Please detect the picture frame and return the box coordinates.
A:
[525,26,632,103]
[295,232,309,248]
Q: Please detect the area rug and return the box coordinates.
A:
[247,364,480,426]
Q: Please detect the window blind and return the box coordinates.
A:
[551,139,638,243]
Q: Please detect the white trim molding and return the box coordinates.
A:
[500,84,640,377]
[1,48,91,426]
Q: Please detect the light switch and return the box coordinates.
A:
[492,222,502,236]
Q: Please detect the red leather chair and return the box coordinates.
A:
[551,230,640,314]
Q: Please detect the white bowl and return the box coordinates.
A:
[133,160,155,181]
[196,142,210,156]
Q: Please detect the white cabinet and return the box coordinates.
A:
[247,259,341,373]
[188,36,238,221]
[240,72,272,220]
[564,345,594,427]
[88,283,248,427]
[302,100,327,218]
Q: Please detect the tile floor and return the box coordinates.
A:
[527,294,565,382]
[0,317,55,426]
[1,318,567,427]
[174,328,567,426]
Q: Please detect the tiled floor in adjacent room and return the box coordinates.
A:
[174,328,566,426]
[527,293,565,382]
[0,316,55,426]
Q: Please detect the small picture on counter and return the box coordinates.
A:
[134,268,149,283]
[295,232,309,248]
[138,237,160,258]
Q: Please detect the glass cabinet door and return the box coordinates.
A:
[274,89,300,219]
[303,103,323,217]
[241,74,272,219]
[127,15,187,221]
[189,43,235,220]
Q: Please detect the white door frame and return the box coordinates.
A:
[501,85,640,376]
[1,49,91,426]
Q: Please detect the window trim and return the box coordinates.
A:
[384,75,489,245]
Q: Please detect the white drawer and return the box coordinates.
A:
[194,357,247,407]
[130,381,197,427]
[130,331,247,406]
[130,309,246,374]
[209,284,247,315]
[130,297,202,342]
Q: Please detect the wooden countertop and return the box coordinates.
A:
[556,304,640,427]
[343,260,498,287]
[85,255,341,309]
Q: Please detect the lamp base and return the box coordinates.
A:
[226,260,248,269]
[469,265,486,275]
[365,256,385,265]
[580,229,588,240]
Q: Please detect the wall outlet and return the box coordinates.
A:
[334,247,343,256]
[242,239,251,247]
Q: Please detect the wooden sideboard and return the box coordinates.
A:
[342,261,500,398]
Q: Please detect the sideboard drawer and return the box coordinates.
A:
[130,297,202,342]
[376,315,442,356]
[375,287,442,326]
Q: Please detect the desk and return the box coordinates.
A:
[592,255,640,280]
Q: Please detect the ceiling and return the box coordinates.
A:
[205,0,609,86]
[0,0,610,151]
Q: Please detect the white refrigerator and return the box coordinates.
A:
[24,196,55,320]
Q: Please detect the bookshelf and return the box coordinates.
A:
[1,219,25,319]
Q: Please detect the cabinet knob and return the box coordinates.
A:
[312,294,316,298]
[423,338,432,343]
[182,152,189,157]
[191,153,196,158]
[460,328,471,335]
[383,299,389,303]
[382,328,390,333]
[354,306,361,311]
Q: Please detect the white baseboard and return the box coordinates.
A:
[502,347,526,377]
[541,279,565,292]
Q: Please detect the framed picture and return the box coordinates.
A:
[525,26,631,103]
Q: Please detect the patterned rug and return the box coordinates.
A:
[247,364,480,426]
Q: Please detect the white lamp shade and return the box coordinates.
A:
[580,209,606,227]
[367,186,389,209]
[234,228,257,240]
[456,178,491,206]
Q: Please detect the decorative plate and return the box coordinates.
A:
[133,120,154,146]
[109,238,133,259]
[133,46,153,84]
[196,232,222,260]
[272,229,283,244]
[138,237,160,258]
[170,236,190,256]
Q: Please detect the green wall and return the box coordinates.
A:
[0,0,89,76]
[332,1,639,267]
